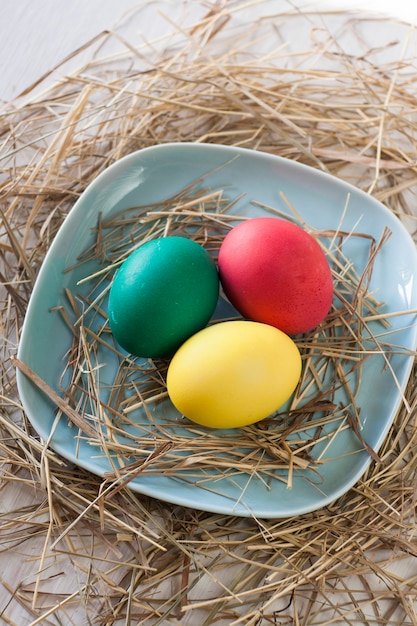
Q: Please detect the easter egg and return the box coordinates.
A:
[166,320,302,429]
[108,236,219,358]
[218,217,333,335]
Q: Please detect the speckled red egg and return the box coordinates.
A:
[218,217,333,335]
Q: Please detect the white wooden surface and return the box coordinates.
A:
[2,0,417,624]
[1,0,416,103]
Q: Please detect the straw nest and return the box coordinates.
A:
[2,3,417,624]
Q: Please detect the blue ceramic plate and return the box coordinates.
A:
[16,143,417,518]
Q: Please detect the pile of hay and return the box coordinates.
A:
[2,3,417,624]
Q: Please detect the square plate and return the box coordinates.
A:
[16,143,417,518]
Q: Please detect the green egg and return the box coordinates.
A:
[108,236,219,358]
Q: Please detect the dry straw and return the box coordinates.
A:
[2,2,417,624]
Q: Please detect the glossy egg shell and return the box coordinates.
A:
[166,320,302,429]
[108,236,219,358]
[218,217,333,335]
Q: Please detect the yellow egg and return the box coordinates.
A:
[166,320,302,429]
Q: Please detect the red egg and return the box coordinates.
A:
[218,217,333,335]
